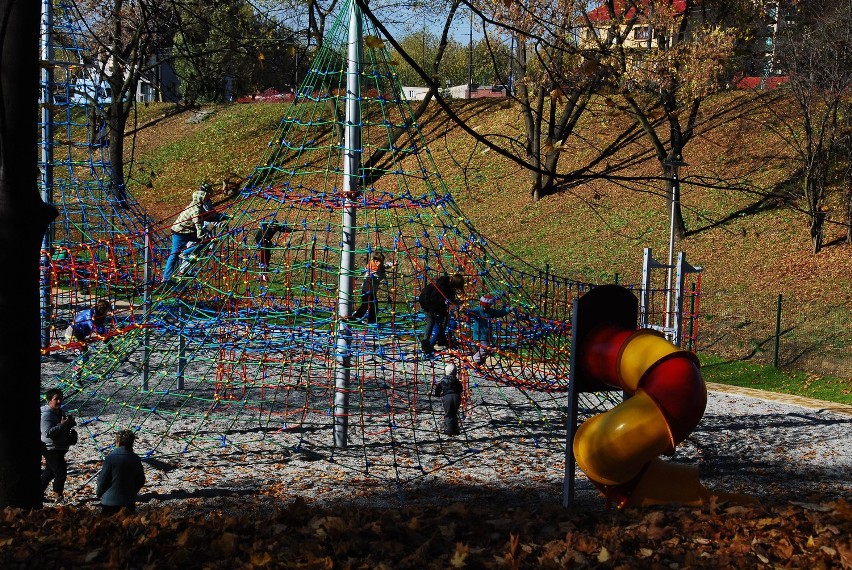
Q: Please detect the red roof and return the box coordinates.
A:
[587,0,688,23]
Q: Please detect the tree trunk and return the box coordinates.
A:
[665,163,687,241]
[845,161,851,244]
[803,154,831,254]
[0,0,58,509]
[806,175,824,254]
[810,211,825,254]
[525,86,544,202]
[107,99,132,207]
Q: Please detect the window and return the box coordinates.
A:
[634,26,651,41]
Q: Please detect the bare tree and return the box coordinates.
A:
[770,0,852,252]
[0,0,58,509]
[77,0,178,206]
[505,0,601,201]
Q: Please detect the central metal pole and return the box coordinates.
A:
[334,0,362,448]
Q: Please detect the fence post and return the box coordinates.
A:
[687,282,696,353]
[142,226,151,391]
[773,294,783,368]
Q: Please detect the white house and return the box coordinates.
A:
[401,86,431,100]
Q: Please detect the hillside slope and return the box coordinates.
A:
[122,95,851,378]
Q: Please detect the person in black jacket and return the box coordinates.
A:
[255,221,290,269]
[96,430,145,515]
[418,273,464,356]
[432,363,463,436]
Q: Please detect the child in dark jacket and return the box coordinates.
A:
[255,221,290,269]
[432,363,463,436]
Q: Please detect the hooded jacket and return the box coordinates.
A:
[468,305,510,342]
[170,189,208,238]
[419,275,460,315]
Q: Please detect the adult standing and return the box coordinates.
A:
[96,430,145,515]
[418,273,465,356]
[40,388,76,504]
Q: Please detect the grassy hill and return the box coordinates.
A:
[122,94,852,383]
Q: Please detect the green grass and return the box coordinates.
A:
[699,354,852,405]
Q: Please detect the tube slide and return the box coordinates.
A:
[573,327,716,507]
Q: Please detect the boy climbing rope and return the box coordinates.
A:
[348,250,394,323]
[467,294,511,366]
[254,221,290,272]
[162,182,229,283]
[162,185,209,283]
[63,299,112,354]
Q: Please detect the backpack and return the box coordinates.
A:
[419,283,441,311]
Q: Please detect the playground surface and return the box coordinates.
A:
[41,352,851,514]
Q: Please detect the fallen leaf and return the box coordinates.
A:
[450,542,469,568]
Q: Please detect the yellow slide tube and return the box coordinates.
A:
[617,330,681,393]
[573,389,675,486]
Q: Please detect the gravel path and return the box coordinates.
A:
[49,383,852,514]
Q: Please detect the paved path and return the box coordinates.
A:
[707,382,852,416]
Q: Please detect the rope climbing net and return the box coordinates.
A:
[45,0,626,491]
[39,0,154,353]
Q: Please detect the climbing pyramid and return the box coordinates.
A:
[47,0,621,490]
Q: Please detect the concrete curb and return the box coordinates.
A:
[707,382,852,416]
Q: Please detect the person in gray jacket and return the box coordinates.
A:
[40,388,76,503]
[96,430,146,515]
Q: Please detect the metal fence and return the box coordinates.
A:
[695,290,852,380]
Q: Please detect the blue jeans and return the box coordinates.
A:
[422,310,449,350]
[163,233,195,281]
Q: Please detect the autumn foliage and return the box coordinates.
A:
[1,494,850,568]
